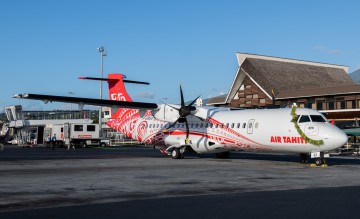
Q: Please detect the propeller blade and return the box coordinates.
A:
[163,118,179,132]
[187,95,201,109]
[165,103,180,111]
[180,85,185,107]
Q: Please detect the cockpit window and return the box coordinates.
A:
[310,115,326,123]
[298,115,311,123]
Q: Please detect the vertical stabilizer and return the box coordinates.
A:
[108,74,133,102]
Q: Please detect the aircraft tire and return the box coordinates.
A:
[315,158,323,166]
[171,148,181,159]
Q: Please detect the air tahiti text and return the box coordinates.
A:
[270,136,308,144]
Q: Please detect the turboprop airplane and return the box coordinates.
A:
[14,73,348,166]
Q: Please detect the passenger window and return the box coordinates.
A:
[231,123,234,128]
[195,123,199,129]
[226,123,229,128]
[242,123,246,128]
[298,115,311,123]
[237,123,241,128]
[200,123,204,128]
[255,122,259,129]
[215,124,218,128]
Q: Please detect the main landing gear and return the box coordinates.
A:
[171,147,185,159]
[300,152,327,166]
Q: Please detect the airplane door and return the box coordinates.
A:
[247,119,255,134]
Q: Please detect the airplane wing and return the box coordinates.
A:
[13,93,159,110]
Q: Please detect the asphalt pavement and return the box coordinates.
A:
[1,145,360,218]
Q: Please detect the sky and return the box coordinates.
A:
[1,0,360,113]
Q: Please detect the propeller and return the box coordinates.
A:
[163,85,200,144]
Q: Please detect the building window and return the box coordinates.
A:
[104,111,110,116]
[246,95,252,99]
[328,102,334,110]
[259,99,266,104]
[337,101,346,109]
[245,85,251,89]
[253,94,258,99]
[317,102,323,110]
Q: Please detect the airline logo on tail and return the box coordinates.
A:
[110,93,127,101]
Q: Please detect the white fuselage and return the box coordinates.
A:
[108,107,348,154]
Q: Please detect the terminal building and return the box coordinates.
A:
[207,53,360,129]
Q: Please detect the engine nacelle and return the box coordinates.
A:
[153,104,180,123]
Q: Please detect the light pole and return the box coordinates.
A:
[97,46,107,137]
[68,92,74,119]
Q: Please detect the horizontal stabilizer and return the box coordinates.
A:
[78,76,150,85]
[13,94,158,110]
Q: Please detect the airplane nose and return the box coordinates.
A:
[338,130,348,147]
[329,128,348,148]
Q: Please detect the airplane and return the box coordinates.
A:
[13,73,348,166]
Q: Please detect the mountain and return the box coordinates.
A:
[350,69,360,83]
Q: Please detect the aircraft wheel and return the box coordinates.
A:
[171,148,181,159]
[315,158,323,166]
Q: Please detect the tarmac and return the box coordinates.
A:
[1,145,360,218]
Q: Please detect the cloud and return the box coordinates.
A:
[134,92,155,99]
[313,46,341,55]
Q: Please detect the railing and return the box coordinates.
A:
[110,139,141,146]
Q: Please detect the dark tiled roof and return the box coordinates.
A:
[241,58,354,96]
[206,94,227,105]
[277,84,360,99]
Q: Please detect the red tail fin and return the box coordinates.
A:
[78,73,149,120]
[108,74,133,102]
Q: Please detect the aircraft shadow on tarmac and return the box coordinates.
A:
[196,151,360,166]
[2,145,360,166]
